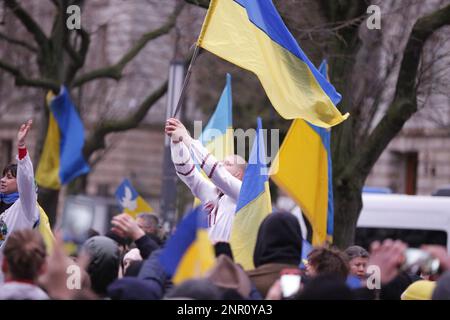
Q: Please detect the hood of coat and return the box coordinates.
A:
[253,212,303,268]
[83,236,120,296]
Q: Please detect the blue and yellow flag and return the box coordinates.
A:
[36,86,90,189]
[230,117,272,270]
[199,73,234,159]
[270,61,334,245]
[159,206,215,284]
[197,0,348,128]
[194,74,234,207]
[115,179,153,218]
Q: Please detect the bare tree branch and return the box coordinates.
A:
[0,58,60,90]
[0,31,38,52]
[49,0,60,8]
[4,0,48,46]
[340,4,450,183]
[184,0,209,9]
[64,36,80,62]
[83,80,168,159]
[83,43,194,159]
[72,2,184,87]
[65,28,90,83]
[320,0,369,24]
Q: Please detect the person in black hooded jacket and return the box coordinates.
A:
[83,236,120,297]
[246,211,303,297]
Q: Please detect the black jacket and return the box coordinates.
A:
[134,234,159,260]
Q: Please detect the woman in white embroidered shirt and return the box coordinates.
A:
[0,120,40,251]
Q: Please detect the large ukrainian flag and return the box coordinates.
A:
[159,206,215,284]
[36,86,90,189]
[270,61,334,245]
[230,117,272,270]
[197,0,348,128]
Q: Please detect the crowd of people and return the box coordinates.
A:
[0,211,450,300]
[0,120,450,300]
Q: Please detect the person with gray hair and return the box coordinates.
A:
[136,213,162,244]
[165,118,246,243]
[345,245,369,280]
[111,213,160,259]
[83,236,121,297]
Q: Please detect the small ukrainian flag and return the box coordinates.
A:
[115,179,153,218]
[159,206,215,284]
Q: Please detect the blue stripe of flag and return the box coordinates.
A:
[199,73,232,143]
[233,0,341,106]
[50,86,90,184]
[159,207,208,277]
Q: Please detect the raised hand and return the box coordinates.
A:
[38,232,95,300]
[165,118,191,145]
[17,119,33,148]
[266,280,282,300]
[367,239,407,285]
[111,213,145,241]
[422,245,450,272]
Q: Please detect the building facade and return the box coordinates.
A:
[1,0,449,227]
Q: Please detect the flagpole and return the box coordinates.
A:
[172,45,201,118]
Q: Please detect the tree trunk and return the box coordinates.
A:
[33,96,61,228]
[333,179,363,249]
[34,85,58,227]
[33,97,50,165]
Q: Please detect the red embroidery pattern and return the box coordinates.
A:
[176,164,195,176]
[200,153,211,169]
[208,162,218,178]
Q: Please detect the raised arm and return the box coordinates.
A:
[166,119,217,203]
[166,118,242,201]
[190,139,242,201]
[16,120,39,223]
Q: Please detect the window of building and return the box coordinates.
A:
[391,151,418,195]
[355,227,447,250]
